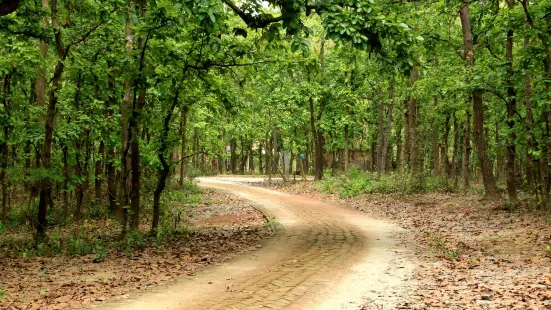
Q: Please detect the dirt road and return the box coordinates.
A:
[92,177,414,310]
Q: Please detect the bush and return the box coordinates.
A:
[315,168,454,198]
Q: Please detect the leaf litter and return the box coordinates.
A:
[251,180,551,309]
[0,190,273,310]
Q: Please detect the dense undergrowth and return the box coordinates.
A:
[316,168,454,198]
[0,182,203,260]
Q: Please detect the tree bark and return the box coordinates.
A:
[452,112,460,188]
[521,0,551,208]
[441,114,451,178]
[432,96,440,175]
[381,97,393,176]
[462,104,471,189]
[179,105,188,185]
[407,68,419,175]
[1,73,11,218]
[460,0,499,199]
[230,137,237,174]
[505,0,519,203]
[120,1,134,233]
[152,86,180,232]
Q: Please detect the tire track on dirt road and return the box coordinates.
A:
[91,177,414,310]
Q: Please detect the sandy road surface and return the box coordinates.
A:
[91,177,414,310]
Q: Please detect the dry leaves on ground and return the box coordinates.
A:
[255,181,551,309]
[0,190,272,310]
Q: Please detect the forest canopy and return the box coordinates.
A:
[1,0,551,240]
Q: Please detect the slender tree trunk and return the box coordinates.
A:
[104,63,117,215]
[37,0,67,236]
[152,87,180,232]
[396,118,403,171]
[504,0,519,203]
[496,121,503,182]
[1,74,11,218]
[120,2,134,233]
[230,138,237,174]
[74,73,85,221]
[94,141,104,204]
[179,105,188,185]
[259,143,263,174]
[248,141,254,174]
[376,87,385,177]
[35,0,49,238]
[129,83,146,230]
[524,37,539,197]
[408,67,419,175]
[462,104,471,189]
[307,38,325,181]
[460,1,499,199]
[452,112,460,188]
[344,110,350,173]
[381,104,393,176]
[240,138,245,174]
[441,114,450,178]
[432,96,440,175]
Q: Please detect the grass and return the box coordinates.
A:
[316,168,453,198]
[0,181,202,260]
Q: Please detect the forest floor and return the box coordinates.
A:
[0,189,272,310]
[248,179,551,309]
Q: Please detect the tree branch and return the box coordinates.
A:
[186,60,274,71]
[64,8,117,58]
[221,0,283,29]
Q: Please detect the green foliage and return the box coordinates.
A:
[425,233,459,262]
[316,168,453,198]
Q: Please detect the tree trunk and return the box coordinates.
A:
[248,141,254,174]
[308,38,325,181]
[35,0,49,238]
[462,104,471,189]
[230,137,237,174]
[152,87,180,232]
[1,73,10,218]
[495,121,503,182]
[521,0,551,208]
[452,112,460,188]
[382,104,393,176]
[432,96,440,175]
[505,0,519,204]
[129,83,146,230]
[523,37,539,196]
[344,113,350,173]
[441,114,450,178]
[179,105,188,185]
[459,0,499,199]
[105,63,117,215]
[259,143,263,174]
[396,118,403,171]
[240,138,245,174]
[120,2,134,233]
[94,141,104,204]
[376,87,385,177]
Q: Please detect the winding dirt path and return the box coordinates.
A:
[92,177,414,310]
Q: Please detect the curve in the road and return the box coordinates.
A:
[92,177,414,310]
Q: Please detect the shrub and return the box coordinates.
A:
[315,168,454,198]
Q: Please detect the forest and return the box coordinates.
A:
[1,0,551,308]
